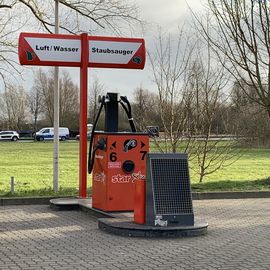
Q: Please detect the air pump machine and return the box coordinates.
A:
[88,92,149,212]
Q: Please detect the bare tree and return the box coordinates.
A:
[1,0,141,34]
[88,76,105,126]
[186,51,239,182]
[0,83,27,130]
[230,80,270,147]
[30,69,80,128]
[0,2,24,85]
[132,87,159,131]
[27,69,44,132]
[148,28,195,152]
[35,69,54,125]
[148,27,240,182]
[193,0,270,118]
[59,71,79,128]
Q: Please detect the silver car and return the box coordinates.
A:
[0,131,19,141]
[76,132,92,140]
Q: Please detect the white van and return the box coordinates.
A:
[35,127,70,141]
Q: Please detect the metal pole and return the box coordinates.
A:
[53,0,59,192]
[79,33,89,198]
[10,176,15,194]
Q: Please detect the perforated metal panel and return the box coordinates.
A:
[151,158,193,215]
[145,153,194,226]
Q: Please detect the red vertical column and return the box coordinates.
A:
[79,33,89,198]
[134,179,146,224]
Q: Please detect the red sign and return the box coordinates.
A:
[18,33,145,69]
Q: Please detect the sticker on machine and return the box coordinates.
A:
[155,216,168,227]
[108,161,121,169]
[132,171,145,181]
[93,171,106,183]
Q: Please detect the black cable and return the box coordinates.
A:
[88,96,105,174]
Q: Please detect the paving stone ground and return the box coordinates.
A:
[0,198,270,270]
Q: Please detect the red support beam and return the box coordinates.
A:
[79,33,89,198]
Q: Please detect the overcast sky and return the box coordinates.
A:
[18,0,205,99]
[84,0,205,98]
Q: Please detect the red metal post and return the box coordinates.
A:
[79,33,89,198]
[134,179,146,224]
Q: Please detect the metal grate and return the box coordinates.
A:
[150,158,193,215]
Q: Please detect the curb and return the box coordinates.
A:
[1,191,270,206]
[0,196,72,206]
[192,191,270,200]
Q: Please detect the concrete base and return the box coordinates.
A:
[50,198,81,211]
[98,218,208,238]
[50,198,114,218]
[50,198,208,238]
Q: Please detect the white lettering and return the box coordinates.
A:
[111,174,132,184]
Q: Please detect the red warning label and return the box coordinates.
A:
[108,161,122,169]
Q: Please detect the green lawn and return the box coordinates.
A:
[0,141,270,196]
[0,141,83,196]
[200,148,270,180]
[190,148,270,188]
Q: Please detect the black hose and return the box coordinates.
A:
[119,96,136,132]
[88,94,136,174]
[88,96,105,174]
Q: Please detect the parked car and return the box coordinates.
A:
[76,124,93,140]
[76,132,92,140]
[34,127,70,141]
[0,131,19,141]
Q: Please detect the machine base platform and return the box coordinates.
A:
[50,198,208,238]
[50,198,81,211]
[50,198,114,218]
[98,218,208,238]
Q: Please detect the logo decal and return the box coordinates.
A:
[111,171,145,184]
[154,216,168,227]
[132,171,145,181]
[26,51,35,61]
[112,174,132,184]
[132,56,142,65]
[94,172,106,183]
[124,139,137,152]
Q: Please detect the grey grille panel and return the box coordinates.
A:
[151,158,193,215]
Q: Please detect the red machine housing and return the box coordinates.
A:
[92,132,149,212]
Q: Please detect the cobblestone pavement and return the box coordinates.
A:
[0,199,270,270]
